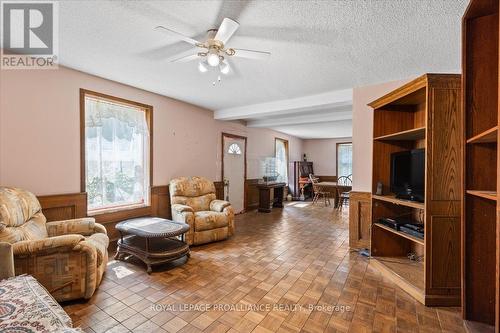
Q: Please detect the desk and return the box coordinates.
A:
[257,182,286,213]
[316,182,352,208]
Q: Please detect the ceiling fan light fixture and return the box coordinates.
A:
[207,53,220,66]
[207,49,220,66]
[220,62,229,75]
[155,17,271,83]
[198,61,208,73]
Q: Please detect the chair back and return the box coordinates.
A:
[0,187,48,243]
[169,177,216,212]
[308,174,319,184]
[337,176,352,187]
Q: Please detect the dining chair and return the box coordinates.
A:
[309,174,331,206]
[336,176,352,209]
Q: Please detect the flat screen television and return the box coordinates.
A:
[390,148,425,202]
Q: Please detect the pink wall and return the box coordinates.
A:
[0,66,302,195]
[214,123,303,180]
[351,78,414,192]
[303,138,352,176]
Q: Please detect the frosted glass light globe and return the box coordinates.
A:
[207,53,220,66]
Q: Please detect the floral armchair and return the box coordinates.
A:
[0,187,109,301]
[169,177,234,245]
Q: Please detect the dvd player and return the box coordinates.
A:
[378,217,414,231]
[400,223,424,239]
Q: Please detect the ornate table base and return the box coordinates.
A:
[115,235,190,274]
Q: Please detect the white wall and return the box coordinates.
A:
[351,79,413,192]
[303,138,352,176]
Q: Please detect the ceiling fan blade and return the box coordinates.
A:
[214,0,250,27]
[232,48,271,60]
[169,50,200,63]
[155,26,201,46]
[214,18,239,44]
[166,47,200,62]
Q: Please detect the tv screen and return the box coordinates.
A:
[390,148,425,202]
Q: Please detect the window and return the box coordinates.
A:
[81,90,152,213]
[227,143,242,155]
[337,143,353,178]
[275,138,289,183]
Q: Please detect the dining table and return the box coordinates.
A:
[316,181,352,208]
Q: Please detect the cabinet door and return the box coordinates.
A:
[426,83,461,300]
[349,192,371,249]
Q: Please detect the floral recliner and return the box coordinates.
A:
[0,187,109,301]
[169,177,234,245]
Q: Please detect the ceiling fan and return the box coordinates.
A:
[155,18,271,81]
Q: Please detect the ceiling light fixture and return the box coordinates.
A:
[207,49,220,66]
[198,61,208,73]
[154,18,271,85]
[220,61,229,75]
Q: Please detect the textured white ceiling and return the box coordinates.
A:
[272,120,353,140]
[57,0,468,138]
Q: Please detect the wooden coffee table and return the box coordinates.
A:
[115,217,190,274]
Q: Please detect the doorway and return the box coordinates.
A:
[222,133,247,214]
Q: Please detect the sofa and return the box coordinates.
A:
[169,176,234,245]
[0,187,109,302]
[0,242,79,333]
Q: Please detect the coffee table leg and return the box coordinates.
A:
[114,231,123,260]
[146,264,152,274]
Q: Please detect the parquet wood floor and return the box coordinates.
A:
[63,202,466,333]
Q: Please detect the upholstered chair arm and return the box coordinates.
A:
[12,235,85,256]
[171,204,194,213]
[171,205,195,245]
[46,217,107,237]
[0,242,14,279]
[13,236,100,300]
[210,200,231,212]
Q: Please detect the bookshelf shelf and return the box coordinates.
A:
[374,127,426,141]
[371,256,424,301]
[466,190,497,201]
[373,223,424,245]
[372,194,424,210]
[466,126,498,144]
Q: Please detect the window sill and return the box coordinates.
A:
[88,203,150,217]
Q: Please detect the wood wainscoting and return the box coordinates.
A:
[38,181,225,242]
[349,191,372,249]
[245,179,261,211]
[37,192,88,222]
[317,175,338,182]
[214,181,224,201]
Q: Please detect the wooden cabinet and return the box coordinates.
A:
[349,192,372,249]
[289,161,313,199]
[257,182,286,213]
[462,0,500,331]
[368,74,462,306]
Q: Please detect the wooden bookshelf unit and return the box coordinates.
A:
[368,74,462,306]
[462,0,499,331]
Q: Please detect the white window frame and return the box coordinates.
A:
[336,142,353,178]
[275,138,289,184]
